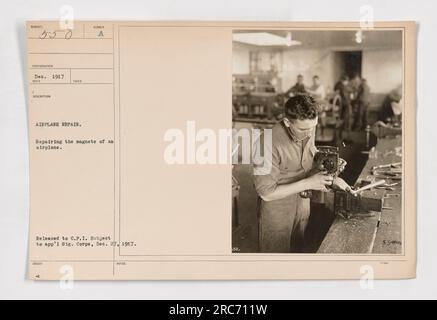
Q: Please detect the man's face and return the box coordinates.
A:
[297,76,304,84]
[313,77,320,86]
[289,117,318,141]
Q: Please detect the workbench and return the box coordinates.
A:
[317,135,402,254]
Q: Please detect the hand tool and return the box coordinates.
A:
[351,179,386,195]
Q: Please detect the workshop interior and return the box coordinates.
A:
[231,30,403,254]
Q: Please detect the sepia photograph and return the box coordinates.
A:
[232,29,404,254]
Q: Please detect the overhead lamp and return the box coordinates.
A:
[233,32,301,47]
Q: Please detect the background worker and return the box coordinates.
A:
[284,74,307,97]
[354,78,371,130]
[334,75,353,143]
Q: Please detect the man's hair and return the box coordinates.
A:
[284,94,319,120]
[313,75,319,80]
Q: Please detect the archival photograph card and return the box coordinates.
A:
[27,21,416,280]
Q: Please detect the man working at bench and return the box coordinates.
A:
[253,95,351,253]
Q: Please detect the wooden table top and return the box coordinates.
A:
[318,135,402,254]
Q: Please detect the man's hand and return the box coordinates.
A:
[338,158,347,174]
[305,171,334,192]
[332,177,353,193]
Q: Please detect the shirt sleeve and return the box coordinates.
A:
[252,132,281,200]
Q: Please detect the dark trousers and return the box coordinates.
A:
[355,102,370,130]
